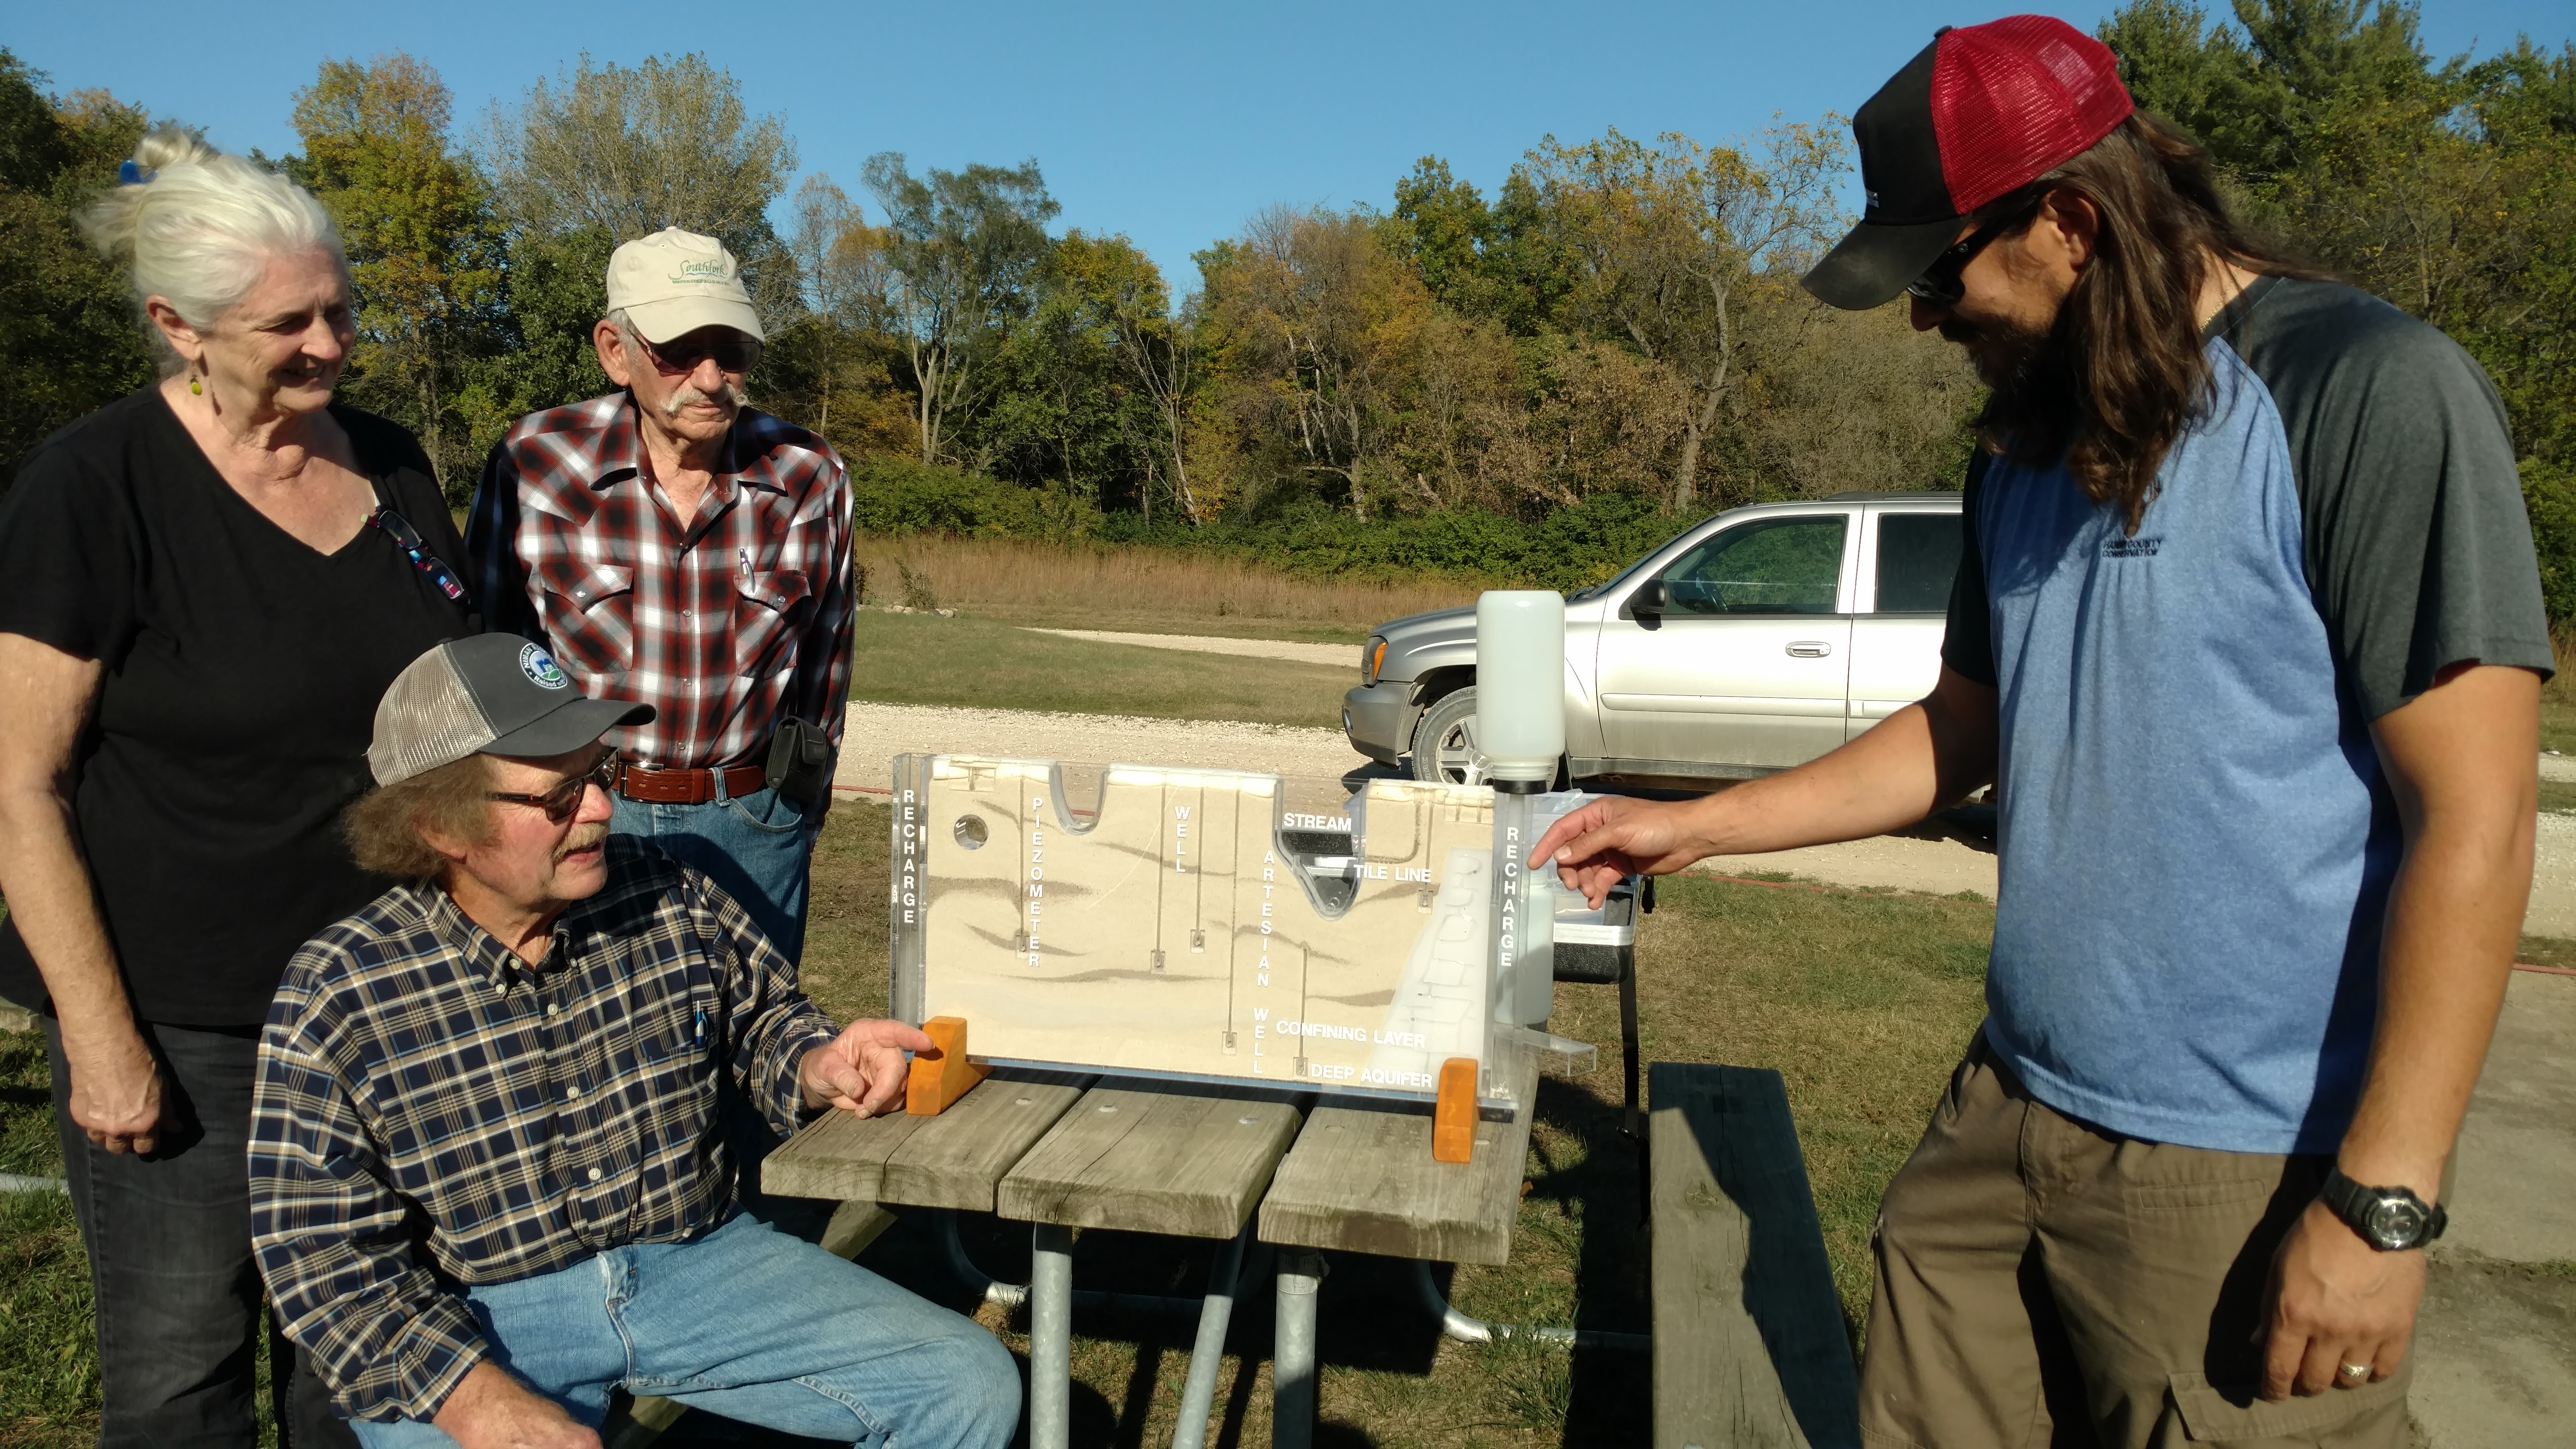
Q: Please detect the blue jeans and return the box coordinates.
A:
[611,784,819,960]
[45,1017,356,1449]
[348,1210,1018,1448]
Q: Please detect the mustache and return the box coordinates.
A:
[660,380,746,416]
[554,822,609,862]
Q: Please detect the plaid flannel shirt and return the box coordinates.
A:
[248,839,840,1422]
[467,394,856,771]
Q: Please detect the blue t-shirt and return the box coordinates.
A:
[1942,278,2552,1154]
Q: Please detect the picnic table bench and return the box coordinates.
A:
[747,1047,1545,1449]
[1649,1062,1859,1449]
[609,1056,1860,1449]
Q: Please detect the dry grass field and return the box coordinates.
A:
[852,537,1481,643]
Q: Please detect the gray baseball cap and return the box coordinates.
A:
[368,635,655,786]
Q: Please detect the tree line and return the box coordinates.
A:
[0,2,2569,609]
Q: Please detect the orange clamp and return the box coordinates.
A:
[1432,1057,1478,1164]
[905,1016,991,1116]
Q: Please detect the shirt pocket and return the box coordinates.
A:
[534,561,635,678]
[630,982,720,1157]
[731,569,813,679]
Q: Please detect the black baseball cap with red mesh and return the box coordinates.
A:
[1802,15,2134,311]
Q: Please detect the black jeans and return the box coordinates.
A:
[45,1017,356,1449]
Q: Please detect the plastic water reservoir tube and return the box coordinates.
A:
[1477,591,1566,1028]
[1474,591,1565,785]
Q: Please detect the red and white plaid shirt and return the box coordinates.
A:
[467,394,854,771]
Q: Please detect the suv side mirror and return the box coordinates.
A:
[1630,577,1665,618]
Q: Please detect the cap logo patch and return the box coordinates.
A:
[520,643,569,689]
[671,259,729,283]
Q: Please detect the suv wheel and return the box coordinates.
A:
[1410,687,1485,785]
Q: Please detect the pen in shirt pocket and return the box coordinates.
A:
[694,1006,707,1049]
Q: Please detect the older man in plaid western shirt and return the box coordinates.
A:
[251,635,1016,1449]
[468,228,853,963]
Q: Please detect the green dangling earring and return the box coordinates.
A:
[188,370,202,396]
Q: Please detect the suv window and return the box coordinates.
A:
[1661,515,1847,616]
[1874,512,1962,613]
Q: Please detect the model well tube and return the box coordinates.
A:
[1477,590,1565,1028]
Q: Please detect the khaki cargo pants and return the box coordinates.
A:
[1858,1033,2411,1449]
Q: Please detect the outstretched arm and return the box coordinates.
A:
[1535,666,2001,905]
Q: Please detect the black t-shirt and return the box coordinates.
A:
[0,389,477,1023]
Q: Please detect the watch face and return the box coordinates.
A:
[2367,1196,2427,1247]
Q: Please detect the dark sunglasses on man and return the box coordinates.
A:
[1906,190,2048,308]
[633,329,763,377]
[488,752,621,824]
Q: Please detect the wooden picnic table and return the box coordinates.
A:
[762,1050,1543,1449]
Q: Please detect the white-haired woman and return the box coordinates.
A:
[0,127,472,1447]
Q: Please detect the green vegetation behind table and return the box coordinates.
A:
[2,5,2569,618]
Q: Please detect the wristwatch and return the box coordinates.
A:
[2320,1167,2447,1251]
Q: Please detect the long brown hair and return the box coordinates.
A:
[1977,114,2322,531]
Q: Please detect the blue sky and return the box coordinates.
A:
[11,2,2570,296]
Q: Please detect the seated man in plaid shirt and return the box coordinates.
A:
[249,635,1017,1449]
[468,226,852,963]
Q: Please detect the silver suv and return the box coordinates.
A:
[1343,493,1964,785]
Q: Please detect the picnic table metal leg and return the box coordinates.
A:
[1030,1223,1074,1449]
[1271,1250,1326,1449]
[1168,1222,1253,1449]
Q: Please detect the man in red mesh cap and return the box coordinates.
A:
[1539,15,2548,1447]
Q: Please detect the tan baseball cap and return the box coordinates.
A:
[604,227,765,344]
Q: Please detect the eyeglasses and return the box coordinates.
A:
[1906,193,2046,308]
[631,330,762,377]
[488,753,620,824]
[366,507,468,603]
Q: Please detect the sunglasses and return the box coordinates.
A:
[488,753,620,824]
[632,331,762,377]
[1906,193,2046,308]
[366,506,468,603]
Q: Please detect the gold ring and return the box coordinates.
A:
[2338,1362,2371,1382]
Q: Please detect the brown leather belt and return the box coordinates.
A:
[613,761,769,805]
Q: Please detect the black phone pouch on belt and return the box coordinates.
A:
[765,716,834,810]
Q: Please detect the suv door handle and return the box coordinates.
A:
[1785,641,1834,658]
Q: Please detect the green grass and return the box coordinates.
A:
[0,1030,95,1449]
[848,610,1355,728]
[2519,935,2576,969]
[2542,701,2576,757]
[2539,778,2576,815]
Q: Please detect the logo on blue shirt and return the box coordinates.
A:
[2103,536,2163,559]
